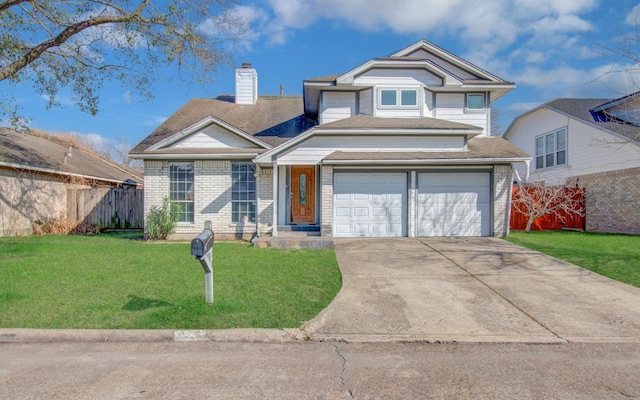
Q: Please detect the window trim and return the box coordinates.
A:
[231,162,256,224]
[169,162,195,224]
[535,127,568,170]
[377,87,420,109]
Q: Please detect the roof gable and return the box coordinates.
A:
[504,97,640,146]
[130,96,306,155]
[146,116,270,152]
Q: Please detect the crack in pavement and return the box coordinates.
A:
[333,344,354,398]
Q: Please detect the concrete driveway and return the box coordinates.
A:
[303,238,640,343]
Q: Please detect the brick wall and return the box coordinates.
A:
[493,165,512,237]
[143,160,273,240]
[258,167,273,235]
[577,167,640,235]
[321,165,333,236]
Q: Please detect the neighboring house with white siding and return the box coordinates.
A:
[130,40,529,240]
[504,93,640,234]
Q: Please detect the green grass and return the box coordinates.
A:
[506,231,640,288]
[0,235,342,329]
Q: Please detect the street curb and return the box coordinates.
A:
[0,328,305,344]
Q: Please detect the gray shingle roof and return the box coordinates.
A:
[315,114,482,131]
[544,98,640,145]
[130,96,309,154]
[0,128,142,185]
[323,137,529,162]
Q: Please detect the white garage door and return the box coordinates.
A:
[334,172,407,237]
[418,172,491,237]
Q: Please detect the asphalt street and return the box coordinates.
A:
[2,341,640,399]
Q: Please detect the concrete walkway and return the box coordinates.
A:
[303,237,640,344]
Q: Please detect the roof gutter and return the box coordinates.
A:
[129,153,261,160]
[322,157,532,165]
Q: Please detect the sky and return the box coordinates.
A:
[3,0,640,158]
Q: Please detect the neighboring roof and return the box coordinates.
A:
[314,114,482,132]
[323,137,529,163]
[506,98,640,145]
[130,96,308,154]
[0,128,142,185]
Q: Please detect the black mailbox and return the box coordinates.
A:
[191,229,214,259]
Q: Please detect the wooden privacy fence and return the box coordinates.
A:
[510,186,586,231]
[67,187,144,229]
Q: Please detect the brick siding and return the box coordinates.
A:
[576,167,640,235]
[493,165,512,237]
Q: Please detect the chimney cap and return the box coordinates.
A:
[241,62,252,69]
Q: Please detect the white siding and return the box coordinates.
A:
[359,88,373,115]
[353,68,442,87]
[171,124,258,149]
[235,68,258,105]
[278,135,466,165]
[434,93,489,135]
[406,49,479,80]
[507,108,640,184]
[424,89,434,116]
[321,91,356,124]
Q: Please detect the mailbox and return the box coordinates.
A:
[191,229,214,259]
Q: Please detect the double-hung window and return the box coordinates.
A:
[231,162,256,223]
[535,128,567,169]
[379,88,418,108]
[169,162,194,223]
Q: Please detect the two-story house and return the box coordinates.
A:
[130,40,529,240]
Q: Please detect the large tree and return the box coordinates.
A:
[0,0,244,121]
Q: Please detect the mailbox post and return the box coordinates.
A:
[190,228,214,304]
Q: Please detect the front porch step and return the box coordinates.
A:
[276,225,321,237]
[253,236,334,249]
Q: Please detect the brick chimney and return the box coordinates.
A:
[235,62,258,105]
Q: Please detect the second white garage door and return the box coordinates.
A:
[418,172,491,237]
[333,172,407,237]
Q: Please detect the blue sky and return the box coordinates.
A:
[3,0,640,156]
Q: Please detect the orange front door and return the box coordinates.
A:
[290,166,316,223]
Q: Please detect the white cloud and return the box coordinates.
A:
[511,62,640,99]
[626,4,640,25]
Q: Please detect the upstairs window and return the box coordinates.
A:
[466,93,485,110]
[379,88,418,108]
[535,128,567,169]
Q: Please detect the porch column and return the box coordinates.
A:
[272,159,278,237]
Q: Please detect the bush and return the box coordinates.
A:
[32,215,100,235]
[145,197,181,240]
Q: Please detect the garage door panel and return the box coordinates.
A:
[418,172,491,237]
[333,172,407,238]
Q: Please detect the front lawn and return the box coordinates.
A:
[0,235,341,329]
[506,231,640,288]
